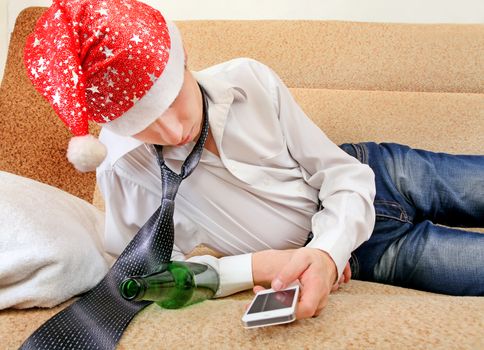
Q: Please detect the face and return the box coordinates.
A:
[133,68,203,146]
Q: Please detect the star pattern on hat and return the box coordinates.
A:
[54,9,62,20]
[24,0,172,136]
[87,85,100,94]
[33,37,42,47]
[71,71,79,88]
[102,46,114,58]
[148,72,157,83]
[95,8,109,16]
[130,34,142,44]
[52,90,61,106]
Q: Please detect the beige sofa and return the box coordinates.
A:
[1,7,483,349]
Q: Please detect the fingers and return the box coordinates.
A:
[272,249,311,291]
[244,285,266,311]
[296,270,330,319]
[343,261,352,283]
[330,275,344,292]
[253,285,265,294]
[330,260,353,292]
[292,249,334,319]
[270,249,317,319]
[270,248,337,320]
[312,294,329,317]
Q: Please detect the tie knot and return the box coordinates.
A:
[160,164,183,200]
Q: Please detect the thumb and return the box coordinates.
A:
[272,250,309,291]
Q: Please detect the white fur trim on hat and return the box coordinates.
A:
[102,22,185,136]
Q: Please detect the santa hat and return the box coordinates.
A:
[24,0,185,172]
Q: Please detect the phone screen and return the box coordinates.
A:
[247,289,296,314]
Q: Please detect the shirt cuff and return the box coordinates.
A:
[214,253,254,298]
[187,253,254,298]
[305,233,351,281]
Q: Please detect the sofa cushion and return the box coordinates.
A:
[290,88,484,154]
[2,281,483,349]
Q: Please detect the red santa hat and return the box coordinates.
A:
[24,0,185,172]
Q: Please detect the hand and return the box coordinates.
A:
[251,249,297,287]
[252,249,352,291]
[253,247,338,319]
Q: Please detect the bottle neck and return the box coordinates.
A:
[119,263,186,303]
[119,277,146,301]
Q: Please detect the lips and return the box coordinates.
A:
[177,124,197,146]
[177,134,191,146]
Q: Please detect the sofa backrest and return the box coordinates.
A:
[179,20,484,94]
[1,7,483,202]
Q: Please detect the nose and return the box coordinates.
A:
[161,110,184,144]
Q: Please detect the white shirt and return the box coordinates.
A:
[96,58,376,297]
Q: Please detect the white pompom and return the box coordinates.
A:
[67,135,107,172]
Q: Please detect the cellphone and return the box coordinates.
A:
[241,283,299,329]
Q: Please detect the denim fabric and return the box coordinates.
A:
[339,142,484,296]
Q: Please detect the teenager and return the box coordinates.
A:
[24,0,484,321]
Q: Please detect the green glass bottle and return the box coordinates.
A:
[119,261,219,309]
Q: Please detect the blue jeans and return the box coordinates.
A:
[339,142,484,296]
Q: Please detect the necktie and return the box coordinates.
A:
[20,84,210,350]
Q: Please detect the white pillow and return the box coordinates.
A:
[0,171,114,309]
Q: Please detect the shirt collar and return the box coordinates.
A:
[192,70,247,104]
[99,69,247,166]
